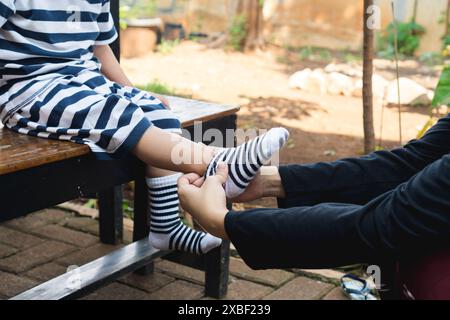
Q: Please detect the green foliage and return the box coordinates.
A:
[377,21,426,58]
[122,199,134,220]
[137,80,177,96]
[417,65,449,139]
[156,39,180,55]
[344,52,362,63]
[228,14,248,51]
[298,46,332,62]
[432,64,450,107]
[119,0,157,29]
[419,52,444,67]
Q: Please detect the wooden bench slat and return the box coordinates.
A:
[11,239,168,300]
[0,97,239,176]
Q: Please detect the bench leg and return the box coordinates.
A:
[133,175,154,275]
[98,186,123,245]
[204,240,230,298]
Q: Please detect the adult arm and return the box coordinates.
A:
[278,114,450,207]
[225,153,450,269]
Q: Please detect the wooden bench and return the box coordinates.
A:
[1,96,239,300]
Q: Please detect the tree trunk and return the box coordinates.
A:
[363,0,376,153]
[446,0,450,39]
[412,0,419,23]
[235,0,265,51]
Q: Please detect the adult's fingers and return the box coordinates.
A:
[214,162,229,185]
[178,173,202,190]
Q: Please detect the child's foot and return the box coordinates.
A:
[147,174,222,254]
[205,127,289,198]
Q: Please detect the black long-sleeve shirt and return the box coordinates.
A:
[225,114,450,269]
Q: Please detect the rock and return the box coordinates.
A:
[385,77,431,105]
[325,63,362,78]
[289,68,312,89]
[326,72,354,96]
[303,69,328,95]
[352,74,389,99]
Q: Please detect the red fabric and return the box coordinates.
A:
[398,248,450,300]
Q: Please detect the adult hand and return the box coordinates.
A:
[231,171,264,203]
[178,163,230,239]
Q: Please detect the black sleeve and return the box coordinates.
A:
[278,113,450,208]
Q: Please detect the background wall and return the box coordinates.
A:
[154,0,447,54]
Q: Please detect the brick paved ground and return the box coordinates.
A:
[0,207,349,300]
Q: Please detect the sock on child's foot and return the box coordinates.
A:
[146,174,222,254]
[205,127,289,198]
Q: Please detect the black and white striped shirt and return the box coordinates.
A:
[0,0,117,122]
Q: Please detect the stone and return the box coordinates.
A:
[295,268,346,285]
[0,271,38,298]
[148,280,204,300]
[82,283,150,300]
[303,69,328,95]
[0,241,76,273]
[352,74,389,99]
[24,263,68,282]
[324,63,363,78]
[0,226,45,250]
[326,72,354,96]
[4,209,71,232]
[263,276,334,300]
[61,217,99,236]
[385,77,431,105]
[229,257,294,287]
[0,243,17,259]
[118,272,175,293]
[322,287,350,300]
[32,224,98,248]
[156,259,205,285]
[224,278,273,300]
[288,68,312,89]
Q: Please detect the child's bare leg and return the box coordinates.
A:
[134,126,290,199]
[145,165,222,254]
[133,126,215,175]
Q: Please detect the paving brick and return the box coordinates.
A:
[0,226,44,250]
[230,257,294,287]
[61,217,99,236]
[322,287,350,300]
[0,243,17,259]
[56,243,121,267]
[295,269,345,285]
[32,224,98,248]
[118,272,175,293]
[82,283,150,300]
[4,209,71,232]
[156,259,205,285]
[0,271,38,298]
[224,278,273,300]
[0,241,76,273]
[123,229,133,244]
[24,263,68,282]
[263,276,334,300]
[148,280,204,300]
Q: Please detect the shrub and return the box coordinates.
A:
[228,14,248,51]
[377,21,426,58]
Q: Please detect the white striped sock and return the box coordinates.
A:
[146,173,222,254]
[206,127,289,198]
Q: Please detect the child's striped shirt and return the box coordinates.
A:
[0,0,118,121]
